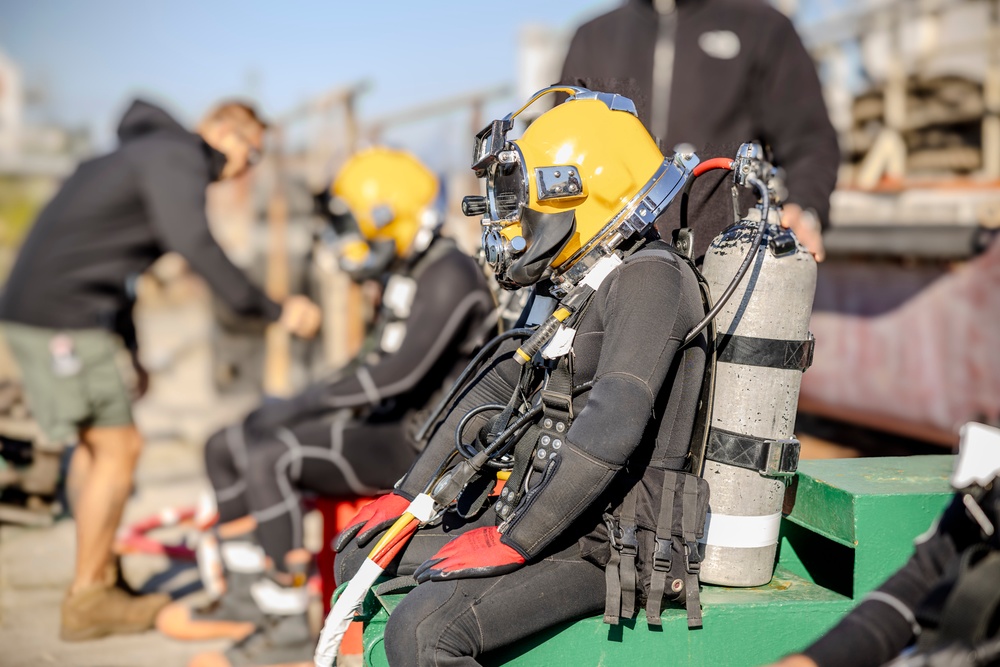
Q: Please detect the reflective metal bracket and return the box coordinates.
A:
[536,166,585,201]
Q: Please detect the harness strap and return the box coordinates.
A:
[706,427,800,478]
[717,333,815,372]
[603,528,624,625]
[646,471,679,627]
[618,489,639,621]
[681,475,704,628]
[603,486,640,625]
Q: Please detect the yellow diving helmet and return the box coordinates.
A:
[462,87,699,292]
[328,147,443,280]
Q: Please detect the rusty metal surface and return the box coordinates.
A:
[800,237,1000,445]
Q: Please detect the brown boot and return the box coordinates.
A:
[60,583,170,641]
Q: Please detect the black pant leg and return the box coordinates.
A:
[204,423,251,522]
[246,412,420,572]
[383,543,606,667]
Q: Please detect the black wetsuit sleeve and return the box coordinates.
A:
[134,140,281,321]
[802,494,981,667]
[313,252,493,410]
[754,13,840,227]
[501,255,699,557]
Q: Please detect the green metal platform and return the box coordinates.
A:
[359,456,954,666]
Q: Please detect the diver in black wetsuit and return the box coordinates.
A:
[333,90,712,666]
[166,148,495,667]
[769,423,1000,667]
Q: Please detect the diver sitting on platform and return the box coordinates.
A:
[159,148,495,667]
[331,88,716,666]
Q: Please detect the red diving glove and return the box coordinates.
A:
[333,492,410,552]
[413,527,526,582]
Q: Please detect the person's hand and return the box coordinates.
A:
[761,655,820,667]
[333,492,411,552]
[780,204,826,263]
[279,295,322,339]
[413,527,526,582]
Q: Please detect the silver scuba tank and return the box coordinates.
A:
[697,207,817,587]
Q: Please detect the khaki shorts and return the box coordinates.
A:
[3,323,133,446]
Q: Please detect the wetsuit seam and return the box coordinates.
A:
[321,291,492,409]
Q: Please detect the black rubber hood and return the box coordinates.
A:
[507,208,576,287]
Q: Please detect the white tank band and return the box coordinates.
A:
[700,511,781,549]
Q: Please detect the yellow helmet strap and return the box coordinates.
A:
[505,208,576,288]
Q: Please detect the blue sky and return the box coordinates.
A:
[0,1,846,172]
[0,1,615,152]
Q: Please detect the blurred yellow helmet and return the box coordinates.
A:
[463,87,698,292]
[329,147,443,279]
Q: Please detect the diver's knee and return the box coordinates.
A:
[384,581,477,666]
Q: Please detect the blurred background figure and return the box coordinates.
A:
[161,148,494,667]
[0,97,320,642]
[558,0,839,263]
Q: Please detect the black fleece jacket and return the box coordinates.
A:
[0,100,280,338]
[560,0,839,227]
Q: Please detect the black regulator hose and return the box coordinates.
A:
[414,327,533,443]
[682,176,770,347]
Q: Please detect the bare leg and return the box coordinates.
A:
[66,444,93,516]
[70,424,143,593]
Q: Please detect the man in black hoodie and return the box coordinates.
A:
[0,99,321,641]
[560,0,840,263]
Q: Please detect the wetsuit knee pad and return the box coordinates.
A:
[384,580,480,667]
[243,436,292,488]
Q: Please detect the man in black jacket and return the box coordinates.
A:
[560,0,840,263]
[0,99,320,641]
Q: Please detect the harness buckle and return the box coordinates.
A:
[653,537,673,572]
[540,390,574,420]
[605,517,638,556]
[684,541,703,575]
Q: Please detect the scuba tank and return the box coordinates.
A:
[696,146,817,587]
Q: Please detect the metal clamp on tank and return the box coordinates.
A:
[762,438,801,478]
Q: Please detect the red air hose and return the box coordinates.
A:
[692,157,734,177]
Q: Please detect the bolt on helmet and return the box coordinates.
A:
[463,86,699,293]
[327,147,445,280]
